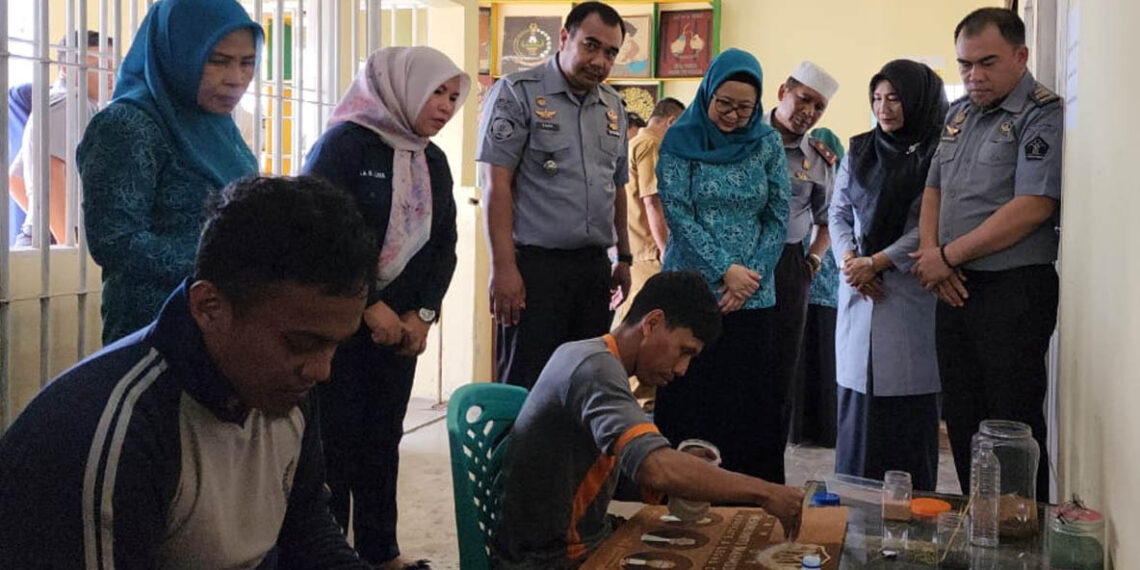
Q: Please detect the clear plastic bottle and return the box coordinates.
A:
[970,439,1001,547]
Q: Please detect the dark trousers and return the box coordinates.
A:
[654,308,785,483]
[319,332,418,564]
[772,244,814,454]
[496,245,612,390]
[835,365,940,492]
[936,264,1058,500]
[789,304,838,448]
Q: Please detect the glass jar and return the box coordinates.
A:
[970,420,1040,538]
[880,470,911,556]
[1048,501,1105,570]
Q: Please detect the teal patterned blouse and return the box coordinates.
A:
[658,140,791,310]
[78,103,219,344]
[805,239,839,308]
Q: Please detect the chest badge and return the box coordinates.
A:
[954,112,968,125]
[999,120,1014,135]
[543,159,559,175]
[606,108,618,121]
[802,158,811,170]
[795,171,809,181]
[946,125,961,138]
[535,95,548,107]
[535,108,557,120]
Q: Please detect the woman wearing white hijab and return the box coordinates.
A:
[303,46,469,570]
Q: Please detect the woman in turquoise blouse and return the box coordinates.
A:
[652,49,792,482]
[78,0,262,344]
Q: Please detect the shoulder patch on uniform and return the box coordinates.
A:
[1030,83,1060,106]
[809,137,837,167]
[1024,136,1049,160]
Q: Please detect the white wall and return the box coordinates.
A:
[1055,0,1140,566]
[5,251,103,419]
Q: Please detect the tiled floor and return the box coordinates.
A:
[388,397,963,570]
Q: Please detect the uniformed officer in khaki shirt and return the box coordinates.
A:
[911,8,1062,500]
[763,61,840,464]
[477,2,633,390]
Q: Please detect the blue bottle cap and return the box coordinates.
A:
[812,491,841,506]
[801,553,823,568]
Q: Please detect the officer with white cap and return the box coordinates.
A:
[762,61,839,472]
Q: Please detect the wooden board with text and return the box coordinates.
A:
[582,506,848,570]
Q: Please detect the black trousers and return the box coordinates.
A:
[789,304,838,448]
[835,364,940,492]
[654,308,785,483]
[496,245,612,390]
[771,244,814,454]
[936,264,1058,500]
[318,332,418,564]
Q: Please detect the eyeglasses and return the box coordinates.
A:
[713,96,756,118]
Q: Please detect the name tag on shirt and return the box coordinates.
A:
[536,122,560,132]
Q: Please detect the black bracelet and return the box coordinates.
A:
[617,253,633,264]
[939,244,956,269]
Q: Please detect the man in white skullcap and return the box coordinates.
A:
[762,60,839,480]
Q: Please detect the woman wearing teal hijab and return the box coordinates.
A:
[653,48,795,483]
[78,0,262,344]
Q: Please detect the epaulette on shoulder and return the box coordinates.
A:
[503,65,544,86]
[1030,83,1060,106]
[809,137,838,167]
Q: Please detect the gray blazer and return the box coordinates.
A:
[828,155,940,397]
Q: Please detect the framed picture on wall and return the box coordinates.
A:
[612,83,660,123]
[500,16,561,75]
[610,14,653,79]
[657,9,713,78]
[478,7,492,74]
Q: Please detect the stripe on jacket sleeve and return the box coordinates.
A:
[81,349,164,570]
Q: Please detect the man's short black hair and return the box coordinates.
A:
[565,2,626,41]
[954,7,1026,46]
[650,97,685,120]
[57,31,111,62]
[626,111,647,129]
[622,271,722,346]
[195,176,379,312]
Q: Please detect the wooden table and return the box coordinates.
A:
[582,505,850,570]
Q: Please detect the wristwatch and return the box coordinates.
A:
[417,308,438,324]
[807,253,823,273]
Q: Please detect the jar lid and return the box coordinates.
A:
[910,498,953,517]
[1052,502,1105,532]
[800,554,822,568]
[812,492,840,507]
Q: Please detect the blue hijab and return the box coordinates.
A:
[659,48,777,164]
[112,0,262,187]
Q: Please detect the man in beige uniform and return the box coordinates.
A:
[619,97,684,407]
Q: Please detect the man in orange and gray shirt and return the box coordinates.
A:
[618,98,684,408]
[493,272,803,569]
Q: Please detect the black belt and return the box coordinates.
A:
[515,244,608,261]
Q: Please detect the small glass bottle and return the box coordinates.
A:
[881,470,911,556]
[970,440,1000,547]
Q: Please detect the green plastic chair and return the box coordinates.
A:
[446,383,529,570]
